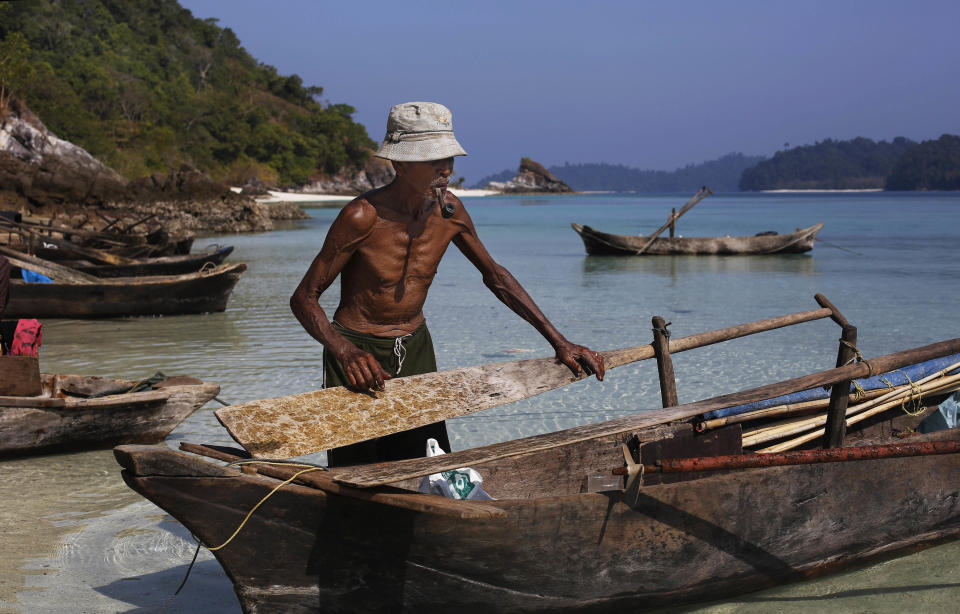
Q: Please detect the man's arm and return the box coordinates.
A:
[290,200,393,391]
[449,199,604,380]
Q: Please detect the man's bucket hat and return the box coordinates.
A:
[374,102,467,162]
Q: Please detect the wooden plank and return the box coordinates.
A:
[177,443,505,519]
[330,338,960,487]
[0,356,42,396]
[0,245,100,284]
[216,307,834,459]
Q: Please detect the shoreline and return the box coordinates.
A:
[232,187,501,204]
[761,188,884,193]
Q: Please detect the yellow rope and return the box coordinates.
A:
[879,370,927,416]
[206,462,322,551]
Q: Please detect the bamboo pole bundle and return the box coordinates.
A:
[699,387,895,432]
[755,370,960,453]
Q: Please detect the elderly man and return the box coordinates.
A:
[291,101,604,466]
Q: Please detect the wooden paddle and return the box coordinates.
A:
[216,306,834,459]
[330,337,960,487]
[634,186,713,254]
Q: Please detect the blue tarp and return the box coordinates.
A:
[703,352,960,420]
[22,269,53,283]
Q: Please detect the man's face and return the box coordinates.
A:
[397,158,454,190]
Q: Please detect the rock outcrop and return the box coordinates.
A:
[488,158,574,193]
[0,99,127,208]
[298,156,395,195]
[0,98,298,234]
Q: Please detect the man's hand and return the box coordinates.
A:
[554,340,605,381]
[334,344,393,391]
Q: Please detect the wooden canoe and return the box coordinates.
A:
[571,222,824,255]
[116,341,960,612]
[36,245,235,277]
[2,373,219,458]
[4,262,246,318]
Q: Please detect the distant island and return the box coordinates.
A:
[472,153,765,193]
[475,137,960,193]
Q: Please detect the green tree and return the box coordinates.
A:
[0,32,34,116]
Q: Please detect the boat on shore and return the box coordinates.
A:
[571,221,824,255]
[114,299,960,612]
[0,245,246,318]
[60,245,235,277]
[2,372,219,458]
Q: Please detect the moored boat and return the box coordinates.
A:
[571,222,824,255]
[2,373,219,458]
[4,262,247,318]
[67,245,235,277]
[115,301,960,612]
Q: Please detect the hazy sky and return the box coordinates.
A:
[179,0,959,183]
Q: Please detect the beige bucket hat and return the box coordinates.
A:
[374,101,468,162]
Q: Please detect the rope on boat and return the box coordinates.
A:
[837,338,924,416]
[205,461,327,551]
[881,370,927,416]
[155,459,327,609]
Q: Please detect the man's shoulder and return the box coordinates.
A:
[336,195,379,231]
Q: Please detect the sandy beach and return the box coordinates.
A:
[232,187,500,204]
[762,188,884,193]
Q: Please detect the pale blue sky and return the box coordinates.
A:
[179,0,960,183]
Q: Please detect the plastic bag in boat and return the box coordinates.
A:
[918,391,960,433]
[418,438,494,500]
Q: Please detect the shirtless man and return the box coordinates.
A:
[291,102,604,466]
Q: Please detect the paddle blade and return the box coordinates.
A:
[216,346,651,459]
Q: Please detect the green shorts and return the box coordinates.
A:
[324,321,451,466]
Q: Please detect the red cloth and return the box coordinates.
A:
[11,319,42,357]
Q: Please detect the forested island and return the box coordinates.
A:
[0,0,375,186]
[737,136,960,191]
[476,137,960,193]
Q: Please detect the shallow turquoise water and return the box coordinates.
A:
[6,191,960,612]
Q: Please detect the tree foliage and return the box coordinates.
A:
[738,137,917,191]
[886,135,960,191]
[0,0,375,184]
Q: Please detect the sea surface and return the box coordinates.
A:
[2,191,959,612]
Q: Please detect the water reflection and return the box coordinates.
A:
[580,253,818,277]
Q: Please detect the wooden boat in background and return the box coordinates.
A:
[571,222,824,255]
[115,298,960,612]
[2,373,219,458]
[3,259,247,318]
[67,245,234,277]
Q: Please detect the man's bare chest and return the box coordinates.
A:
[352,220,453,283]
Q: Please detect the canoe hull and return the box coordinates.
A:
[1,376,219,457]
[571,222,824,255]
[71,246,235,277]
[117,428,960,613]
[5,262,246,318]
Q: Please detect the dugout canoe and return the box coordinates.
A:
[115,337,960,613]
[47,245,235,277]
[1,373,219,458]
[4,262,246,318]
[571,222,824,255]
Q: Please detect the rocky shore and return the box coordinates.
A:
[0,99,306,236]
[1,100,574,239]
